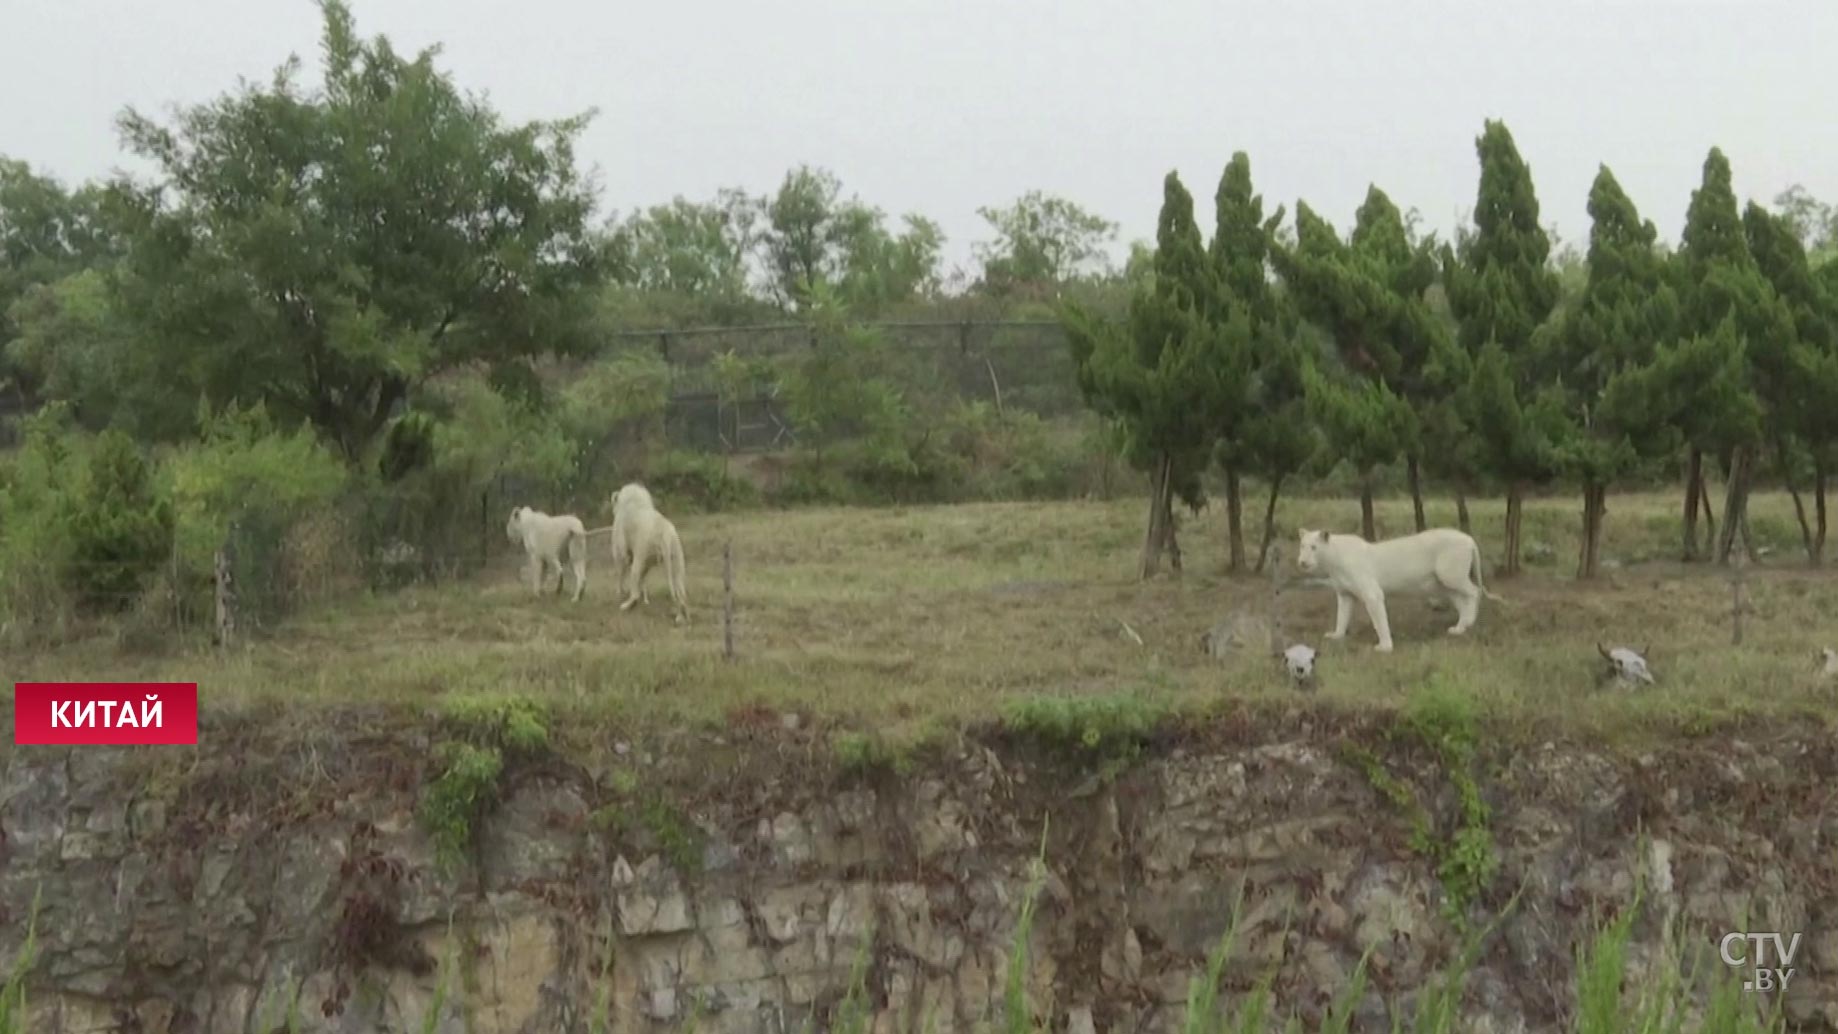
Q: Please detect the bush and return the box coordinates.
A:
[165,404,348,563]
[63,430,174,613]
[643,451,760,513]
[0,406,84,623]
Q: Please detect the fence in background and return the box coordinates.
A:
[602,319,1082,455]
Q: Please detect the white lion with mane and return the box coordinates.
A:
[608,483,689,623]
[505,506,589,602]
[1294,527,1502,652]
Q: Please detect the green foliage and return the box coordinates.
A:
[1547,166,1679,494]
[758,166,941,311]
[831,730,916,778]
[1003,827,1049,1034]
[1443,121,1563,494]
[1302,363,1416,480]
[0,407,84,619]
[102,0,602,459]
[419,694,547,868]
[378,412,438,483]
[164,402,348,572]
[832,925,877,1034]
[441,693,550,755]
[419,742,504,868]
[975,191,1119,291]
[643,451,760,513]
[430,372,575,496]
[1064,171,1242,565]
[0,888,38,1033]
[63,430,174,612]
[605,190,758,298]
[592,779,706,874]
[1001,691,1166,774]
[1352,681,1498,929]
[781,288,912,465]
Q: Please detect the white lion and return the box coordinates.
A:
[505,506,588,602]
[607,483,689,623]
[1294,527,1503,652]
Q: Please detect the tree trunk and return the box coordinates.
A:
[1255,476,1285,574]
[1456,490,1472,534]
[1407,456,1427,533]
[1788,473,1815,566]
[1698,463,1717,552]
[1682,448,1703,561]
[1503,486,1524,577]
[1715,447,1751,565]
[1224,465,1246,574]
[1138,455,1170,580]
[1577,481,1608,580]
[1359,474,1377,541]
[1165,485,1184,575]
[1817,463,1829,568]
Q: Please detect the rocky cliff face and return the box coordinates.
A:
[3,715,1836,1033]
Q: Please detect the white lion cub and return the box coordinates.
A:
[1294,527,1502,652]
[608,483,690,624]
[506,506,589,602]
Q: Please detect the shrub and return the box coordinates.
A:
[164,404,348,593]
[0,406,84,623]
[63,430,174,613]
[643,451,760,513]
[378,411,438,483]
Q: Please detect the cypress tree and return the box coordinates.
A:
[1549,166,1679,577]
[1208,152,1299,571]
[1674,147,1764,562]
[1743,202,1838,564]
[1444,120,1561,575]
[1064,172,1242,578]
[1273,193,1439,541]
[1351,187,1447,531]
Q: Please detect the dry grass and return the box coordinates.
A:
[10,489,1838,748]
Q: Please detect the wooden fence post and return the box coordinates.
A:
[215,528,237,650]
[723,541,736,663]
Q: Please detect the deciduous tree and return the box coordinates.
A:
[103,0,603,461]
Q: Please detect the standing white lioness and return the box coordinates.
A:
[1294,527,1502,652]
[608,483,689,623]
[506,506,589,602]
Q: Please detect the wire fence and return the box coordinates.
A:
[0,319,1095,645]
[607,319,1084,455]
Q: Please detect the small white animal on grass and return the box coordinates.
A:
[1282,643,1318,688]
[608,482,690,624]
[1294,527,1503,653]
[1598,643,1654,686]
[1820,647,1838,680]
[505,506,588,602]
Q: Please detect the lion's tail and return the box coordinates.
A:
[666,529,690,621]
[1472,538,1506,603]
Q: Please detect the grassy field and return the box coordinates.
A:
[9,489,1838,749]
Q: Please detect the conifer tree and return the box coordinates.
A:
[1272,197,1424,540]
[1064,172,1244,578]
[1743,202,1838,564]
[1208,153,1301,571]
[1548,167,1679,577]
[1444,120,1561,575]
[1350,187,1448,531]
[1673,147,1765,562]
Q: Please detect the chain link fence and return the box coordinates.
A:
[615,319,1081,454]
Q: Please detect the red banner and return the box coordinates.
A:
[13,683,199,745]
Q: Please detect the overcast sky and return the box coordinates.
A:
[5,0,1833,276]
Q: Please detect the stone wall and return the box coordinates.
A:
[3,723,1836,1033]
